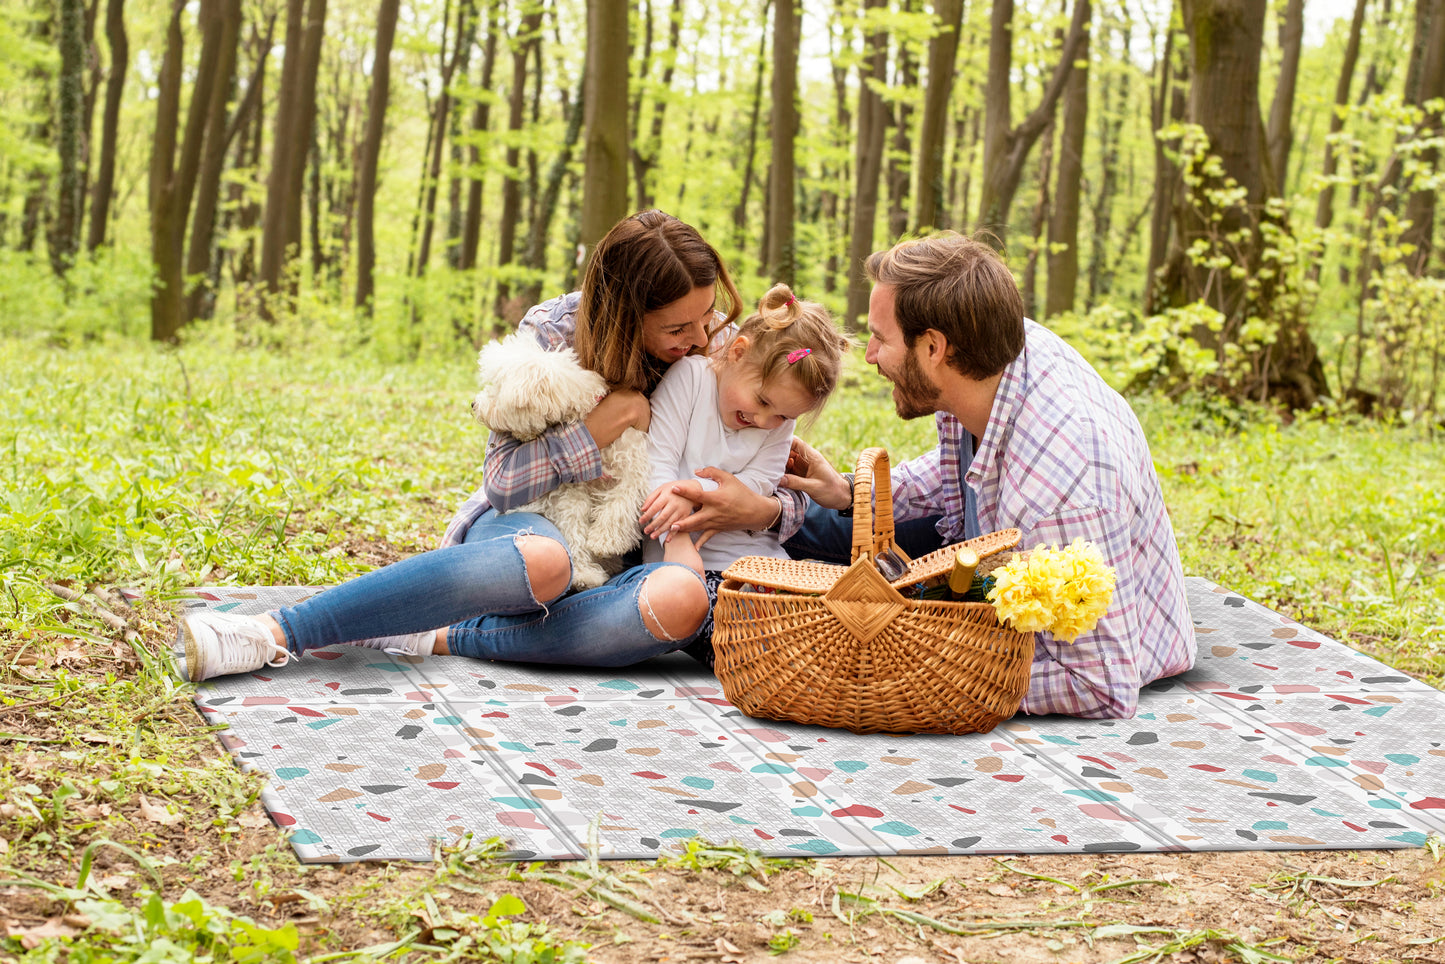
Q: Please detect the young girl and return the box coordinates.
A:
[638,283,852,666]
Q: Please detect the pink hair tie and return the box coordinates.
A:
[787,348,812,365]
[784,295,796,307]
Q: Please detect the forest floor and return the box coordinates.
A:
[3,343,1444,962]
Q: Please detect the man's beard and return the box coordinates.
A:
[886,350,941,420]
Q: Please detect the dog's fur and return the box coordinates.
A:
[472,333,650,590]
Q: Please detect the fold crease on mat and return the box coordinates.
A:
[142,578,1445,862]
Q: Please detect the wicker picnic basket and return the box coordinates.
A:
[711,447,1034,735]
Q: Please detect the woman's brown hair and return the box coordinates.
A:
[574,210,742,392]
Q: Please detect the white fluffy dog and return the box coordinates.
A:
[471,333,651,590]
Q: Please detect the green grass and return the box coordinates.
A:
[1,329,1443,960]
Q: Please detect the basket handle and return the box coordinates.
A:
[850,447,908,566]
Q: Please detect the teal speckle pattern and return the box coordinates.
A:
[162,578,1445,863]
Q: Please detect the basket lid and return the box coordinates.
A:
[720,528,1023,595]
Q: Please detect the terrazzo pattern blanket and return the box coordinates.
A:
[157,578,1445,863]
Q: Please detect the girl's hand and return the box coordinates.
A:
[641,481,702,538]
[586,388,650,447]
[780,438,850,509]
[667,467,777,546]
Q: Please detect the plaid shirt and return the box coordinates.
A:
[442,293,807,548]
[891,321,1195,718]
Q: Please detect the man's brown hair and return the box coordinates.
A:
[865,232,1025,380]
[575,210,742,392]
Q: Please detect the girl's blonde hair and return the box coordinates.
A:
[728,283,853,422]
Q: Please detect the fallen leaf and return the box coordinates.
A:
[78,732,122,745]
[237,810,271,829]
[136,794,183,825]
[97,874,132,890]
[8,917,79,950]
[0,836,8,854]
[986,884,1015,897]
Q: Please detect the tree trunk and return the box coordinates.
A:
[1264,0,1303,195]
[1144,15,1183,315]
[51,0,87,274]
[732,0,771,247]
[495,1,546,317]
[459,1,500,272]
[354,0,399,313]
[1021,118,1053,319]
[1400,0,1445,276]
[845,0,889,332]
[1087,11,1123,308]
[413,0,469,283]
[579,0,629,260]
[283,0,327,274]
[912,0,962,233]
[148,0,185,341]
[86,0,125,251]
[1171,0,1327,406]
[444,0,477,269]
[886,0,918,242]
[257,0,307,301]
[520,73,587,310]
[183,0,241,323]
[1045,0,1090,317]
[629,0,683,215]
[1309,0,1366,284]
[977,0,1089,241]
[765,0,798,284]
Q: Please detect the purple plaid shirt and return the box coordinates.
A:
[441,293,807,548]
[891,321,1195,718]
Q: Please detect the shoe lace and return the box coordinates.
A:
[216,620,289,675]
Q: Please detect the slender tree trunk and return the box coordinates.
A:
[354,0,399,313]
[148,0,185,340]
[86,0,126,251]
[414,0,468,282]
[821,0,853,293]
[1087,13,1123,308]
[183,0,241,323]
[1400,0,1445,275]
[459,2,500,271]
[886,0,918,241]
[579,0,630,259]
[1144,15,1183,315]
[912,0,962,233]
[257,0,306,302]
[1045,0,1090,317]
[1021,118,1053,318]
[1309,0,1366,283]
[845,0,889,332]
[283,0,327,279]
[444,0,477,269]
[977,0,1089,241]
[732,0,771,246]
[765,0,798,284]
[1265,0,1304,195]
[495,1,545,316]
[51,0,87,275]
[520,73,586,309]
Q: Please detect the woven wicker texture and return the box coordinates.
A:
[713,448,1034,735]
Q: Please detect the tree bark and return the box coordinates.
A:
[51,0,87,274]
[1045,0,1090,317]
[183,0,241,323]
[579,0,629,261]
[1144,14,1183,315]
[1265,0,1304,195]
[444,0,477,269]
[765,0,799,284]
[912,0,962,233]
[1309,0,1366,282]
[1087,11,1123,308]
[1400,0,1445,275]
[85,0,126,251]
[257,0,307,301]
[147,0,185,340]
[459,1,500,272]
[886,0,918,242]
[412,0,468,281]
[495,1,546,316]
[353,0,399,312]
[845,0,889,332]
[1021,118,1053,319]
[977,0,1089,241]
[521,73,587,310]
[732,0,771,246]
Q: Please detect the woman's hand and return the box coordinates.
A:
[585,388,650,448]
[780,438,850,509]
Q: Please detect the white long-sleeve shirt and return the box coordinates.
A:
[642,355,793,571]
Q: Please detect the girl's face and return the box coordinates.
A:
[715,337,817,431]
[641,286,715,363]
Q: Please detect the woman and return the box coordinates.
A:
[180,210,791,679]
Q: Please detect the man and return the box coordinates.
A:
[676,233,1194,718]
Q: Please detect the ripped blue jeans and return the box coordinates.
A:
[272,509,701,667]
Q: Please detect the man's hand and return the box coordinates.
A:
[640,480,703,540]
[666,467,778,548]
[780,438,850,509]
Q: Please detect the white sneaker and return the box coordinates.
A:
[179,611,290,681]
[349,630,436,658]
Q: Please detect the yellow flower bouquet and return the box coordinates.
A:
[986,538,1116,643]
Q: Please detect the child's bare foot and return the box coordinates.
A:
[663,530,704,575]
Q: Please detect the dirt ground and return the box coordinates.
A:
[4,573,1443,963]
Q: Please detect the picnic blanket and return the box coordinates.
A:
[153,578,1445,862]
